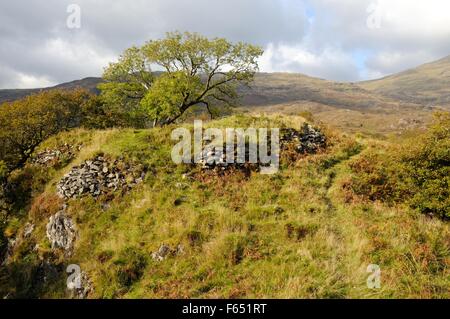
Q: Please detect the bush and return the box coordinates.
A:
[348,149,407,202]
[401,112,449,219]
[349,112,449,219]
[0,89,95,169]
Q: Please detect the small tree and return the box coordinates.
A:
[0,89,93,169]
[100,32,263,126]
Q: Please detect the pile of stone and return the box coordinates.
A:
[197,124,326,172]
[46,207,77,253]
[198,142,257,171]
[281,123,326,154]
[57,156,145,200]
[32,144,81,166]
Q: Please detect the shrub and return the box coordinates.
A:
[29,193,64,222]
[348,149,407,202]
[0,89,95,169]
[401,112,450,219]
[349,112,449,219]
[6,165,53,213]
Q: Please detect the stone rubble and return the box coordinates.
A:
[57,156,145,200]
[46,207,77,253]
[32,144,82,166]
[197,123,326,171]
[198,139,260,171]
[280,123,326,154]
[151,244,171,262]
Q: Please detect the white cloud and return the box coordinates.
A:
[260,43,359,81]
[306,0,450,76]
[1,0,450,88]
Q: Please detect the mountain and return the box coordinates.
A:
[0,73,408,111]
[0,77,103,104]
[2,56,450,135]
[2,56,450,109]
[240,72,408,110]
[359,55,450,107]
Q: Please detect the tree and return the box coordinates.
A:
[98,46,153,127]
[0,89,94,169]
[100,32,263,126]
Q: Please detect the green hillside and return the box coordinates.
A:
[1,114,448,298]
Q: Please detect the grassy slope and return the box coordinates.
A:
[4,115,449,298]
[360,55,450,108]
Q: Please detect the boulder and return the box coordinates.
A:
[46,208,77,253]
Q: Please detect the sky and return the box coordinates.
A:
[1,0,450,89]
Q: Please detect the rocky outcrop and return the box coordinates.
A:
[57,156,145,200]
[32,144,82,167]
[46,208,77,253]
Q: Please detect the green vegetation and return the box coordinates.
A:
[0,114,448,299]
[0,33,448,299]
[100,32,263,126]
[349,112,450,219]
[0,89,96,170]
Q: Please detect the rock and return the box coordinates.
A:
[46,208,77,253]
[151,244,171,262]
[175,244,184,256]
[56,156,145,200]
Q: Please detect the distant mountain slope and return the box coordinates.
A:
[1,73,401,111]
[2,55,450,109]
[359,55,450,107]
[240,73,405,111]
[0,77,103,104]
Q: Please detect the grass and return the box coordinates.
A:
[1,114,449,299]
